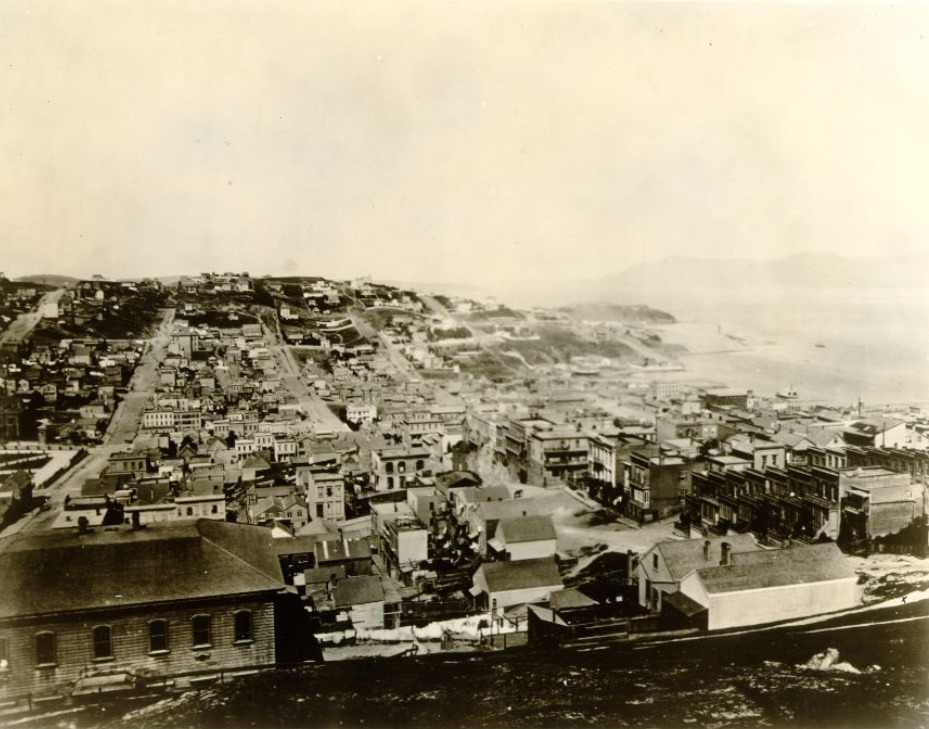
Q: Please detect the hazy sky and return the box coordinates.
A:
[3,1,929,286]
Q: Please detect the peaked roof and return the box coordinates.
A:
[550,587,598,610]
[479,557,563,594]
[456,485,510,505]
[654,534,760,581]
[242,454,270,470]
[805,428,846,448]
[694,542,856,594]
[498,515,556,544]
[475,499,541,522]
[0,520,284,620]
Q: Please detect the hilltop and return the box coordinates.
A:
[15,274,80,287]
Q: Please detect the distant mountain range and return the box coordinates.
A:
[481,253,929,307]
[596,252,929,294]
[14,253,929,309]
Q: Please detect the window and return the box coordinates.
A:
[398,462,406,473]
[186,507,194,516]
[149,620,169,653]
[92,625,113,660]
[385,462,394,474]
[316,504,324,518]
[191,615,212,647]
[652,554,659,570]
[0,636,8,672]
[234,611,253,643]
[386,476,394,490]
[35,632,57,666]
[211,504,218,514]
[415,459,425,471]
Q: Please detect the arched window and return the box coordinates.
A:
[35,632,57,666]
[234,610,253,643]
[191,615,212,647]
[92,625,113,660]
[149,620,169,653]
[385,462,394,474]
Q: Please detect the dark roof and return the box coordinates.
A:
[333,575,384,607]
[272,534,321,557]
[242,454,270,470]
[498,515,556,544]
[695,542,856,594]
[0,520,284,620]
[80,478,108,498]
[303,565,346,585]
[457,485,510,504]
[314,537,371,564]
[654,534,760,581]
[550,588,598,610]
[663,590,707,617]
[480,557,563,593]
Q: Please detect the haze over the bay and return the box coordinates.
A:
[3,1,929,291]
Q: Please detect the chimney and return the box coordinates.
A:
[703,539,711,560]
[77,515,90,535]
[720,541,732,566]
[131,510,141,531]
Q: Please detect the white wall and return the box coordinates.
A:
[349,601,384,629]
[507,538,557,562]
[491,585,562,609]
[397,528,429,565]
[680,575,860,631]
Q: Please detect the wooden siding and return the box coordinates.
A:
[0,598,276,701]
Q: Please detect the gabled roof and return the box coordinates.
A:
[434,470,482,492]
[694,542,856,594]
[654,534,760,581]
[475,499,541,522]
[479,557,563,594]
[806,428,846,448]
[456,485,510,505]
[0,520,284,620]
[498,514,556,544]
[769,431,812,448]
[848,418,905,434]
[242,454,270,470]
[549,587,598,610]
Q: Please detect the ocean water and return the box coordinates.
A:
[651,288,929,408]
